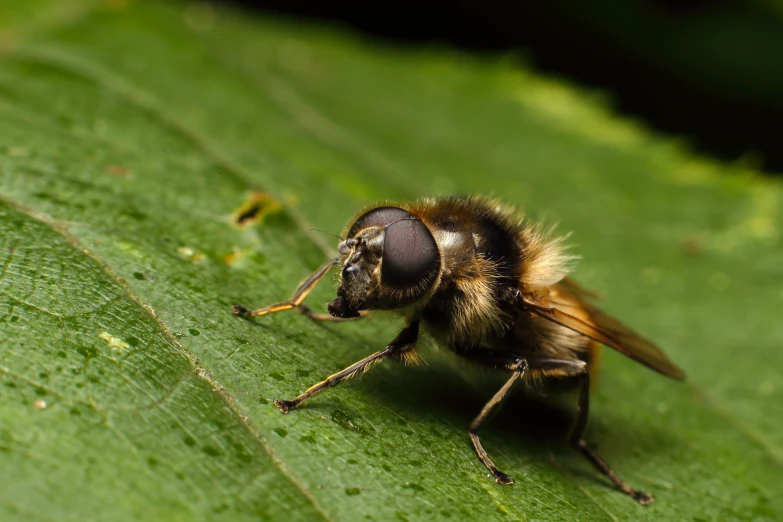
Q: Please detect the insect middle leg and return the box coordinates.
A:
[274,320,420,413]
[232,258,364,322]
[461,349,529,484]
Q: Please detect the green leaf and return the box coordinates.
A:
[0,1,781,521]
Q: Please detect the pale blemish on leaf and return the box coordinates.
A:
[116,241,143,259]
[176,246,203,262]
[33,399,47,410]
[99,332,130,352]
[6,146,28,156]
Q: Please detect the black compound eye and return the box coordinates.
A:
[348,207,412,238]
[381,219,440,288]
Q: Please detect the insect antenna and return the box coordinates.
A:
[309,228,345,241]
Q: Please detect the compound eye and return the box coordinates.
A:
[348,207,412,238]
[382,219,440,289]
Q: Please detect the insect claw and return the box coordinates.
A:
[635,491,654,506]
[273,399,293,413]
[495,472,514,485]
[232,304,250,317]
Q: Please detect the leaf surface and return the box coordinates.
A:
[0,2,781,521]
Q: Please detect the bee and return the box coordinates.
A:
[233,195,684,505]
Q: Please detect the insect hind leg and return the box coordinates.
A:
[460,353,654,504]
[532,357,653,505]
[566,359,654,505]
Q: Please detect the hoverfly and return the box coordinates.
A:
[233,196,684,505]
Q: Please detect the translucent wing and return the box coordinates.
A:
[522,278,685,380]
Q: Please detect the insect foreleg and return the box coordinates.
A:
[232,258,364,322]
[274,320,420,413]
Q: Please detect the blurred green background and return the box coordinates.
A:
[255,0,783,172]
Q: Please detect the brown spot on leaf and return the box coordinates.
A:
[233,191,281,227]
[681,235,703,255]
[106,165,129,177]
[222,248,243,265]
